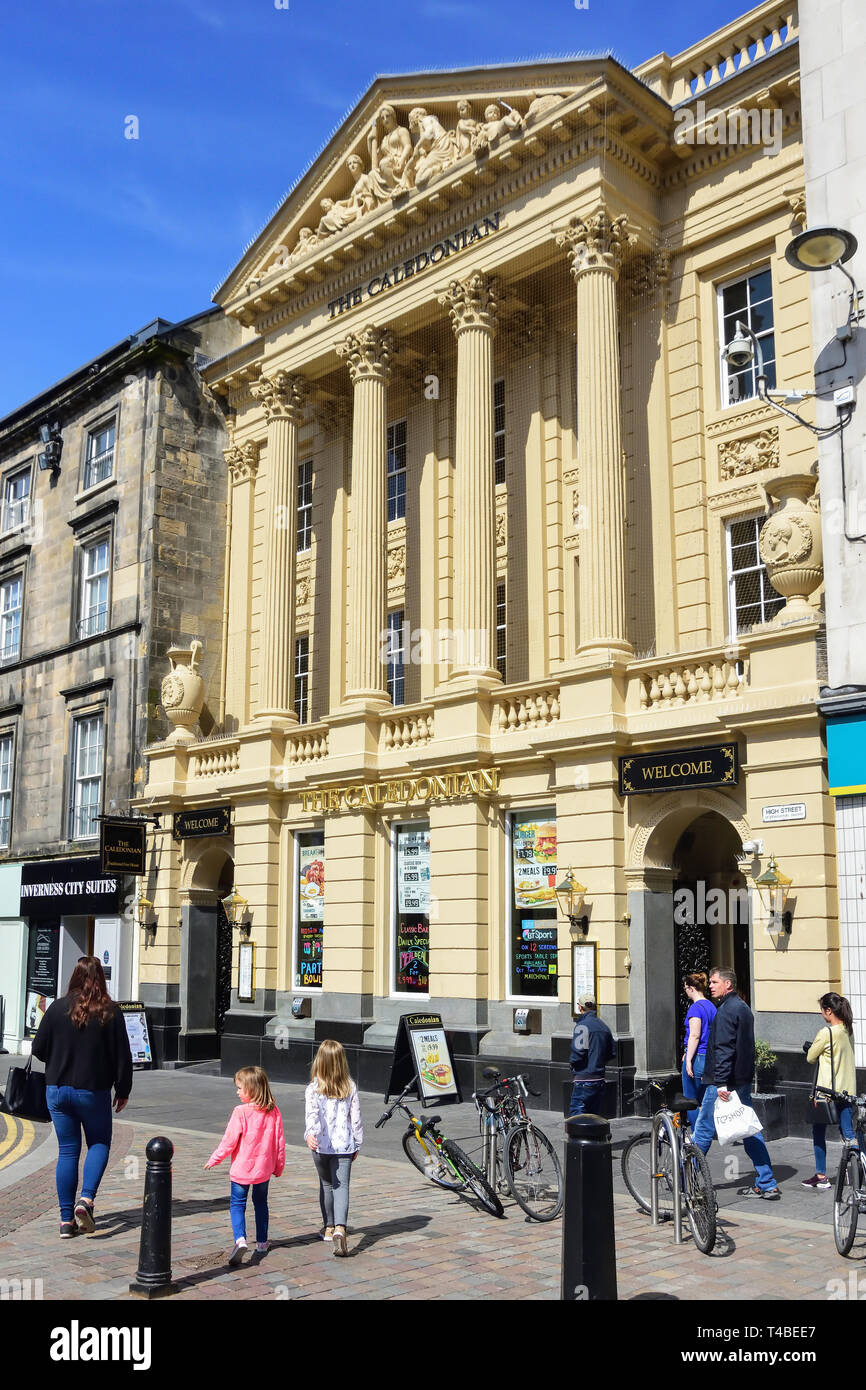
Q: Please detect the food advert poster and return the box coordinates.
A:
[119,1003,153,1067]
[512,817,557,909]
[397,826,430,914]
[410,1025,458,1102]
[298,842,325,922]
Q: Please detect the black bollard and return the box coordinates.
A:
[129,1136,179,1298]
[560,1113,617,1301]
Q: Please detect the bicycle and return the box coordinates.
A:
[621,1080,717,1254]
[376,1082,504,1217]
[473,1067,564,1222]
[832,1089,866,1256]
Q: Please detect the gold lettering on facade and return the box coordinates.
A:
[292,766,501,813]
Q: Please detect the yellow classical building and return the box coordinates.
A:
[138,2,838,1118]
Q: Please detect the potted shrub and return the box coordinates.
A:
[750,1039,785,1140]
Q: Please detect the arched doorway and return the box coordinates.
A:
[178,845,235,1064]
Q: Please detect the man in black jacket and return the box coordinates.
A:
[568,994,615,1116]
[692,967,781,1198]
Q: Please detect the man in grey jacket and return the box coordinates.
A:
[692,967,781,1199]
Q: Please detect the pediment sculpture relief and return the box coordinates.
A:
[270,93,568,274]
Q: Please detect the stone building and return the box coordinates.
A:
[140,1,854,1121]
[0,311,238,1052]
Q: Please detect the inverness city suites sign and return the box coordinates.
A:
[619,743,738,796]
[327,211,501,319]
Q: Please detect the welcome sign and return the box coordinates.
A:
[619,743,738,796]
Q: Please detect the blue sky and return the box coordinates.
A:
[0,0,748,416]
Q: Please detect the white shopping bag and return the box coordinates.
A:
[714,1089,763,1145]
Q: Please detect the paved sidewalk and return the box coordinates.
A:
[0,1116,864,1301]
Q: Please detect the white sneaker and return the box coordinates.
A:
[256,1241,271,1253]
[228,1239,248,1266]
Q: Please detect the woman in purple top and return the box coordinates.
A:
[681,973,716,1126]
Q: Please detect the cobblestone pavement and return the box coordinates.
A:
[0,1113,864,1302]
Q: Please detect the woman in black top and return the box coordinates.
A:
[31,956,133,1238]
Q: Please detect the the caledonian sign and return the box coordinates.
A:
[327,211,501,319]
[299,766,501,813]
[619,743,738,796]
[100,818,147,876]
[172,805,232,841]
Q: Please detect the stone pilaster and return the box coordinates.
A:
[557,209,633,659]
[438,272,501,685]
[223,439,259,729]
[336,326,394,705]
[249,371,307,722]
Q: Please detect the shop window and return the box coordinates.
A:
[294,634,309,723]
[494,378,505,486]
[69,713,104,840]
[509,810,558,998]
[0,575,23,662]
[297,459,313,554]
[2,466,31,533]
[725,515,785,633]
[0,731,13,848]
[496,581,507,681]
[718,268,776,406]
[78,536,110,638]
[83,419,115,490]
[393,822,430,995]
[386,609,405,705]
[387,419,406,522]
[295,830,324,989]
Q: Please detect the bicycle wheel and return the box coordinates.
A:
[682,1142,717,1254]
[401,1128,464,1190]
[442,1140,505,1217]
[504,1123,564,1221]
[621,1131,676,1219]
[833,1148,861,1257]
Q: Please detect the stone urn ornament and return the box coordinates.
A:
[759,472,823,623]
[161,640,206,744]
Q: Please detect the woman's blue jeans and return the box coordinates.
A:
[230,1180,269,1243]
[45,1086,113,1222]
[813,1103,857,1174]
[681,1052,707,1128]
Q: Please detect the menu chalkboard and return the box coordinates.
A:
[298,921,322,987]
[513,918,558,995]
[395,918,429,993]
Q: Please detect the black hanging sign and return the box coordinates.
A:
[100,818,146,876]
[385,1012,460,1107]
[619,742,739,796]
[172,805,232,841]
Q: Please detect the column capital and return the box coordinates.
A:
[336,326,395,385]
[556,208,634,282]
[224,438,260,485]
[438,272,500,336]
[250,370,308,423]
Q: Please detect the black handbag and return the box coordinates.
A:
[2,1056,50,1123]
[805,1027,839,1127]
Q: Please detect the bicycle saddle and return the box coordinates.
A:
[482,1066,501,1080]
[418,1116,441,1134]
[671,1095,693,1113]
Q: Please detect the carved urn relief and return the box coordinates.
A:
[759,472,823,622]
[161,640,206,744]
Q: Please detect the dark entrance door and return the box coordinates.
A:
[216,898,232,1036]
[673,877,711,1059]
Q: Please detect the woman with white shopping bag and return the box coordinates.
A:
[691,967,782,1200]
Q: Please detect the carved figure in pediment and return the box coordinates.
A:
[473,100,523,151]
[316,155,377,237]
[526,90,566,122]
[367,104,413,196]
[406,107,459,188]
[455,98,481,156]
[289,226,319,261]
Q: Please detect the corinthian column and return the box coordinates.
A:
[249,370,307,720]
[336,326,394,704]
[223,438,259,729]
[557,208,633,658]
[438,272,501,685]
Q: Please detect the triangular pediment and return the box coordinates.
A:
[216,58,671,319]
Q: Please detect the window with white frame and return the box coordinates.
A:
[0,575,23,662]
[2,468,31,533]
[386,609,405,706]
[726,515,785,634]
[0,732,13,848]
[387,420,406,523]
[84,420,116,490]
[69,714,103,840]
[297,459,313,554]
[494,378,506,487]
[78,537,110,638]
[294,634,309,724]
[496,581,507,681]
[719,267,776,406]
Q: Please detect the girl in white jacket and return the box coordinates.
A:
[304,1040,363,1256]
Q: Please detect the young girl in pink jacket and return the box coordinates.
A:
[205,1066,285,1265]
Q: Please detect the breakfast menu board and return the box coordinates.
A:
[296,834,324,989]
[512,817,557,908]
[385,1012,461,1106]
